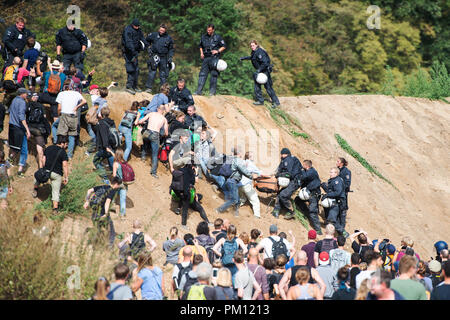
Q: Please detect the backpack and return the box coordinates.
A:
[86,106,99,125]
[319,238,336,254]
[186,284,207,300]
[106,122,120,149]
[119,111,136,129]
[218,163,232,178]
[27,103,44,124]
[182,273,198,296]
[47,72,61,94]
[2,65,19,90]
[221,238,239,266]
[158,142,171,163]
[129,232,145,258]
[330,249,348,272]
[120,161,135,185]
[197,235,216,264]
[175,263,192,290]
[269,237,289,259]
[171,169,184,192]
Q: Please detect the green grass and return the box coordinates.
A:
[291,200,310,229]
[335,134,398,190]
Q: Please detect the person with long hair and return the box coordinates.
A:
[163,226,185,266]
[91,277,110,300]
[286,267,323,300]
[131,252,165,300]
[214,267,238,300]
[112,148,127,219]
[240,40,280,108]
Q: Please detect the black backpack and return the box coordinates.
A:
[218,163,233,178]
[197,235,217,263]
[129,232,145,258]
[320,238,336,254]
[269,237,289,259]
[171,169,184,192]
[175,263,192,290]
[27,103,44,124]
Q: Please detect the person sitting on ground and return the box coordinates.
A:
[430,260,450,300]
[331,266,356,300]
[350,229,374,264]
[163,227,185,266]
[233,251,262,300]
[214,267,238,300]
[168,130,194,173]
[32,135,69,214]
[0,151,13,209]
[286,266,323,300]
[26,92,50,168]
[185,262,218,300]
[131,252,165,300]
[117,219,157,261]
[108,263,133,300]
[91,277,110,300]
[366,269,405,300]
[389,255,428,300]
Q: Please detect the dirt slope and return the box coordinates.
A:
[3,92,449,294]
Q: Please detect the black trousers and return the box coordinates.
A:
[295,193,321,231]
[196,56,219,95]
[179,195,209,226]
[124,53,139,89]
[146,55,169,90]
[254,72,280,105]
[274,179,299,212]
[63,51,84,72]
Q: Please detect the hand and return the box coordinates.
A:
[36,59,42,65]
[89,68,95,76]
[252,173,258,180]
[211,50,219,55]
[83,201,89,210]
[200,53,204,60]
[239,57,245,61]
[56,54,62,62]
[26,131,31,140]
[193,239,199,246]
[63,177,68,185]
[8,187,13,194]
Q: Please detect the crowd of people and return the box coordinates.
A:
[0,17,448,301]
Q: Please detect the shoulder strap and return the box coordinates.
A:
[108,284,125,298]
[49,148,64,173]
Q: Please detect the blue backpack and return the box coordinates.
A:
[221,238,239,265]
[218,163,233,178]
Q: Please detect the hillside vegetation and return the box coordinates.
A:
[1,0,449,98]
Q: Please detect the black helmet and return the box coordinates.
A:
[434,241,448,255]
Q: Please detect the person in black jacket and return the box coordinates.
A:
[2,17,35,70]
[194,24,226,96]
[122,19,148,95]
[295,160,322,234]
[273,148,303,219]
[145,24,174,93]
[93,107,116,184]
[337,157,351,234]
[240,40,280,108]
[26,92,50,168]
[55,22,88,73]
[321,167,347,237]
[168,78,195,113]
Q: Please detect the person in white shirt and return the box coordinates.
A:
[355,250,383,289]
[55,79,86,159]
[239,151,262,218]
[255,224,292,260]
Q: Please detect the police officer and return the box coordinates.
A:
[55,21,88,74]
[295,160,322,234]
[144,24,174,93]
[240,40,280,108]
[320,167,348,237]
[2,17,35,70]
[122,19,147,95]
[273,148,303,219]
[194,24,226,96]
[168,78,195,113]
[337,157,351,233]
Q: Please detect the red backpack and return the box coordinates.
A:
[158,142,171,163]
[120,161,135,185]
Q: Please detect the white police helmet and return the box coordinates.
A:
[87,39,92,50]
[34,41,41,51]
[170,61,175,71]
[298,188,311,201]
[277,177,290,188]
[216,59,227,71]
[256,72,268,84]
[321,198,336,208]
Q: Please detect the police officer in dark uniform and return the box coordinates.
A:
[2,17,35,70]
[240,40,280,108]
[122,19,147,95]
[273,148,303,219]
[145,24,174,93]
[320,167,347,236]
[194,24,226,96]
[185,105,207,132]
[295,160,322,234]
[169,78,195,113]
[337,157,351,233]
[55,22,88,73]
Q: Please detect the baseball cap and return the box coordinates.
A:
[269,224,278,234]
[131,18,140,27]
[17,87,30,95]
[319,252,330,265]
[89,84,99,91]
[308,230,317,240]
[428,260,441,273]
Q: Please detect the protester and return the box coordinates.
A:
[93,107,116,184]
[163,227,185,266]
[233,251,262,300]
[316,252,338,299]
[301,230,318,268]
[331,267,356,300]
[26,92,50,168]
[286,267,323,300]
[118,101,139,161]
[179,254,204,299]
[366,270,405,300]
[329,235,351,273]
[313,224,338,267]
[255,224,292,260]
[355,250,383,289]
[214,267,238,300]
[185,262,217,300]
[108,263,133,300]
[349,253,361,289]
[247,248,270,300]
[117,219,157,262]
[172,246,193,294]
[112,148,129,218]
[430,261,450,300]
[238,151,262,218]
[90,277,110,300]
[131,252,165,300]
[350,229,374,263]
[178,233,210,264]
[428,260,443,288]
[389,255,428,300]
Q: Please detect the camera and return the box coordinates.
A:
[37,51,48,61]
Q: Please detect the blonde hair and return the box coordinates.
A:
[216,268,233,287]
[359,262,368,271]
[355,279,370,300]
[132,219,142,229]
[137,252,153,273]
[239,232,249,245]
[250,39,266,51]
[401,236,414,247]
[93,278,110,300]
[114,148,125,163]
[295,267,310,285]
[325,224,335,235]
[169,226,178,239]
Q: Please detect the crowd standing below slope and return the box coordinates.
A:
[0,16,448,301]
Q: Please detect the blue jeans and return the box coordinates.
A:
[218,179,240,212]
[210,174,225,190]
[118,125,132,161]
[87,123,96,144]
[67,135,76,159]
[119,185,127,216]
[52,118,59,144]
[19,135,28,167]
[150,138,159,175]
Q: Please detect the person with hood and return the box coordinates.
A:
[93,107,116,184]
[122,19,147,95]
[272,148,302,219]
